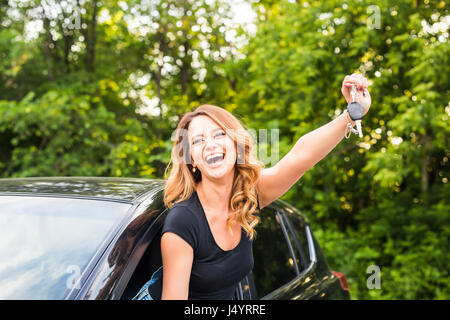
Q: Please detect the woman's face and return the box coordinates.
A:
[187,115,237,182]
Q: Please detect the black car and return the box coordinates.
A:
[0,177,350,300]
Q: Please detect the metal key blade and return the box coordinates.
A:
[355,120,363,138]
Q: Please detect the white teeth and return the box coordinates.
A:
[204,153,225,166]
[205,153,224,162]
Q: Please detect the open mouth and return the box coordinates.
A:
[205,152,225,166]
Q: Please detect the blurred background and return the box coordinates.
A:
[0,0,448,299]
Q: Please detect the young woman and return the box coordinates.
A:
[161,73,371,299]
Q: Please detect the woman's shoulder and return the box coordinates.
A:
[165,194,200,225]
[166,203,195,220]
[169,193,197,212]
[162,194,200,249]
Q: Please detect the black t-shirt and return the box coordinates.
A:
[161,191,260,300]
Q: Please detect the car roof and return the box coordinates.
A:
[0,177,166,203]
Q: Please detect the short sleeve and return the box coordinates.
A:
[162,206,198,250]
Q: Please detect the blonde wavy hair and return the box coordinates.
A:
[163,104,264,240]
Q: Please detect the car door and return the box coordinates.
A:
[251,205,300,299]
[236,203,326,300]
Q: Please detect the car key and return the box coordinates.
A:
[347,84,364,137]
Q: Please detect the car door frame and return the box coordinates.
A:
[235,203,320,300]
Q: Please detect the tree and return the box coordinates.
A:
[231,0,449,299]
[0,0,249,178]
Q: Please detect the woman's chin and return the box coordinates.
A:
[201,160,235,180]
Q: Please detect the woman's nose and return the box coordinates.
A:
[205,138,219,149]
[204,135,221,150]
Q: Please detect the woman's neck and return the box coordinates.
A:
[196,176,234,214]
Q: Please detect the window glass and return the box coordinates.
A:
[0,196,131,299]
[252,208,297,297]
[282,211,311,270]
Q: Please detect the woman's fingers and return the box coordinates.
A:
[344,76,365,85]
[342,74,370,104]
[344,80,368,90]
[344,74,369,89]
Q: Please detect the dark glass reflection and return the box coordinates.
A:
[283,212,310,270]
[252,209,297,298]
[0,196,131,299]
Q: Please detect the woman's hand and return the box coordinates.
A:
[341,73,371,116]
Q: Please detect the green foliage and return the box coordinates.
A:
[0,0,448,299]
[236,0,449,299]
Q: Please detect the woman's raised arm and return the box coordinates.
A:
[256,74,371,209]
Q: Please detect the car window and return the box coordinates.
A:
[0,196,131,299]
[282,211,311,270]
[252,207,297,298]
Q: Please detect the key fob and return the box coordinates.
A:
[347,102,364,121]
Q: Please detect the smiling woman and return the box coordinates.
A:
[164,105,263,241]
[161,104,263,300]
[159,74,371,300]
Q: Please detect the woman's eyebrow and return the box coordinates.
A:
[192,128,224,139]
